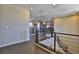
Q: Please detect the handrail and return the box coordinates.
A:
[56,36,68,53]
[35,29,73,53]
[55,32,79,37]
[54,32,79,53]
[53,32,68,53]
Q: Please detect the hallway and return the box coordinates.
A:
[0,36,48,54]
[0,4,79,54]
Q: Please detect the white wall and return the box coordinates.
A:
[0,5,30,47]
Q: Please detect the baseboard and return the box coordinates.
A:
[0,39,29,48]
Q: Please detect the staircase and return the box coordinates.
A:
[35,30,79,54]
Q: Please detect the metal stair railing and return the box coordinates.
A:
[54,32,79,53]
[54,32,68,53]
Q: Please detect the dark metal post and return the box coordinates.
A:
[35,27,38,43]
[54,32,56,52]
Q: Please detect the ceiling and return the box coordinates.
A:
[12,4,79,21]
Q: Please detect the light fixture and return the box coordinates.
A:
[53,4,56,6]
[29,22,33,27]
[30,7,33,10]
[51,4,56,7]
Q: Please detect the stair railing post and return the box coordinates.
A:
[54,32,56,52]
[35,27,38,43]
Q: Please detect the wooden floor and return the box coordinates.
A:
[0,36,49,54]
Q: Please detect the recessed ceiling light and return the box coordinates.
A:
[51,4,56,7]
[30,7,33,10]
[53,4,56,6]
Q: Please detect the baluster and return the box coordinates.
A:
[54,32,56,52]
